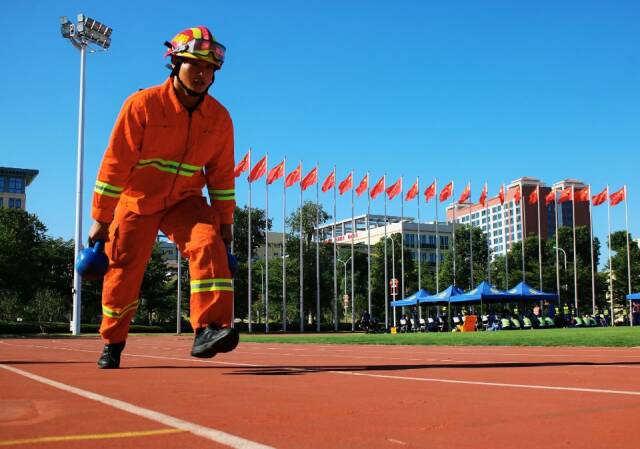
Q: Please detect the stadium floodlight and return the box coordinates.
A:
[60,13,113,336]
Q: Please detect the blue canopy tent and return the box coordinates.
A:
[450,281,510,315]
[450,281,509,305]
[390,289,430,307]
[418,285,465,305]
[506,282,558,302]
[626,293,640,301]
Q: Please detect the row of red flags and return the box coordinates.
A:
[234,151,627,207]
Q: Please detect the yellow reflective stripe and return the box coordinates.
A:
[190,278,233,293]
[102,300,139,319]
[208,188,235,201]
[136,159,202,177]
[94,181,124,197]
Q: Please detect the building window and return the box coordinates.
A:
[0,177,4,192]
[8,177,25,193]
[0,198,3,207]
[9,198,14,208]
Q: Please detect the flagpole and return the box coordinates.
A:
[384,174,388,329]
[451,182,455,333]
[367,172,371,315]
[351,169,355,331]
[264,153,269,333]
[607,185,614,326]
[469,182,473,289]
[537,185,543,291]
[282,158,287,331]
[333,165,338,332]
[299,161,304,333]
[486,184,490,285]
[521,184,525,283]
[316,163,321,332]
[435,179,440,293]
[416,177,421,314]
[401,177,405,302]
[503,184,509,290]
[555,190,561,310]
[572,185,578,312]
[247,149,253,333]
[624,185,632,326]
[588,185,596,316]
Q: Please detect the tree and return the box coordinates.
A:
[439,225,489,290]
[286,201,331,246]
[0,208,47,304]
[608,230,640,310]
[137,244,173,325]
[233,206,271,262]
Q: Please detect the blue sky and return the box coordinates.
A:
[1,0,638,248]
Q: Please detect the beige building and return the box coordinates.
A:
[317,214,453,265]
[0,167,39,210]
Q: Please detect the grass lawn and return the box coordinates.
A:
[240,327,640,347]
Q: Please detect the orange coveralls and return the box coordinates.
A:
[92,78,235,344]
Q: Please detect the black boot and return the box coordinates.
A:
[97,341,126,369]
[191,324,239,358]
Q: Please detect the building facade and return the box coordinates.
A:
[317,214,453,264]
[0,167,39,210]
[446,177,591,258]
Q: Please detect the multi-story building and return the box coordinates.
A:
[317,214,453,265]
[0,166,39,210]
[446,177,590,258]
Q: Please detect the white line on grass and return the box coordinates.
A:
[0,363,275,449]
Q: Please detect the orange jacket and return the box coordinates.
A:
[92,78,235,224]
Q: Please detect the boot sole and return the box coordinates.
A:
[191,329,239,358]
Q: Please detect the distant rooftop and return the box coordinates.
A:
[0,167,39,186]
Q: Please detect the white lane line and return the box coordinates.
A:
[4,341,640,396]
[0,363,275,449]
[329,370,640,397]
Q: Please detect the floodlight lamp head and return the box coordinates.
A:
[60,16,73,38]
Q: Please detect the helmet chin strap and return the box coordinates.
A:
[172,61,214,98]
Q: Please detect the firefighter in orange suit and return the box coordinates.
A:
[88,26,238,368]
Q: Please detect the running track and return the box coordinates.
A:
[1,336,640,448]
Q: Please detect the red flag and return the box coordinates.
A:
[266,160,285,184]
[528,188,538,205]
[545,190,555,206]
[386,178,402,200]
[558,187,572,204]
[284,164,301,188]
[439,182,453,202]
[370,176,385,199]
[458,183,470,203]
[479,184,487,206]
[322,170,336,192]
[234,151,250,178]
[405,179,419,201]
[592,187,608,206]
[498,185,505,205]
[338,173,353,195]
[574,187,590,202]
[248,155,267,182]
[610,186,626,206]
[355,174,368,197]
[424,180,436,203]
[301,167,318,191]
[513,186,521,204]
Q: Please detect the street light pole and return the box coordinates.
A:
[60,14,112,336]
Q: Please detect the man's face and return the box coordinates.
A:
[177,57,218,93]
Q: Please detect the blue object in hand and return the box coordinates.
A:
[227,249,238,277]
[76,240,109,281]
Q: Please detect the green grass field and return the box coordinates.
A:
[241,327,640,347]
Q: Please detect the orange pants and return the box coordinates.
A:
[99,196,232,344]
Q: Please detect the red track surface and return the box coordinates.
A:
[1,336,640,449]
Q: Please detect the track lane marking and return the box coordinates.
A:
[0,428,184,446]
[4,341,640,397]
[0,364,275,449]
[329,370,640,396]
